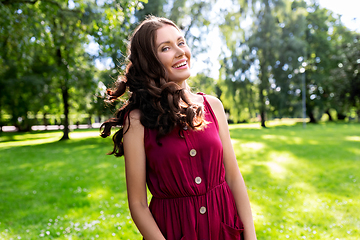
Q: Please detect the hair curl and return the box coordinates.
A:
[100,16,205,157]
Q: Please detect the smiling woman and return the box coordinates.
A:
[156,25,192,85]
[100,16,257,240]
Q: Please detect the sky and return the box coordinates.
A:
[318,0,359,32]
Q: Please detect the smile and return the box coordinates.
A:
[172,61,187,69]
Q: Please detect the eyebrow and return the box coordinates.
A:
[157,36,184,49]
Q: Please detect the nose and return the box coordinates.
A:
[175,46,185,58]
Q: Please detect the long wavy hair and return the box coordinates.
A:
[100,16,206,157]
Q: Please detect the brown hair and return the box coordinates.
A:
[100,16,205,157]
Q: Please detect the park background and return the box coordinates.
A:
[0,0,359,239]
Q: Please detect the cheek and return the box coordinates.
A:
[157,54,165,66]
[185,48,191,65]
[158,54,172,67]
[186,48,191,58]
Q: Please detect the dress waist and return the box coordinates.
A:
[151,181,226,200]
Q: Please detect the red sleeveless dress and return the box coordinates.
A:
[144,94,244,240]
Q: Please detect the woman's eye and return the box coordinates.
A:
[162,47,170,52]
[179,41,185,46]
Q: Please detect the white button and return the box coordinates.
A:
[190,149,197,157]
[199,206,206,214]
[195,177,202,184]
[183,126,188,130]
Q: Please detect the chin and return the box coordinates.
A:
[168,72,191,82]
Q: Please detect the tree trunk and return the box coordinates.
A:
[305,102,317,123]
[56,42,70,140]
[307,110,317,123]
[0,104,2,133]
[259,84,267,128]
[88,115,92,128]
[325,109,333,121]
[259,66,267,128]
[260,110,266,128]
[43,112,47,130]
[337,112,346,120]
[60,86,70,140]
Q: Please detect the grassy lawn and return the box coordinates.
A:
[0,121,359,239]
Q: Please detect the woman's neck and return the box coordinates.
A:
[175,80,204,104]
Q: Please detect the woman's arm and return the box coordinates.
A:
[206,96,257,240]
[123,110,166,240]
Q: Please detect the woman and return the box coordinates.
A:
[101,16,257,240]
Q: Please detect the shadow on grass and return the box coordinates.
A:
[0,131,45,143]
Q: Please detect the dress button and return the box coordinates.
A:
[183,126,188,130]
[189,149,197,157]
[195,177,202,184]
[199,206,206,214]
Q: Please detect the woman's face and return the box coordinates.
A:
[155,25,191,85]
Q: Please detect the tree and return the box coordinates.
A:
[218,0,358,125]
[301,2,340,123]
[0,1,57,131]
[330,30,360,120]
[0,0,145,138]
[188,72,219,97]
[135,0,166,19]
[248,0,287,127]
[267,0,307,119]
[219,0,297,126]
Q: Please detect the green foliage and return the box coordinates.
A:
[188,73,219,97]
[299,2,338,122]
[1,0,359,135]
[1,122,360,239]
[0,0,146,137]
[329,30,360,119]
[135,0,166,19]
[267,1,307,118]
[218,0,360,125]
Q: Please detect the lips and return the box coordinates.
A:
[172,60,187,68]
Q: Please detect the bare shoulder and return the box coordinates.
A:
[204,95,228,130]
[124,109,143,129]
[204,95,224,112]
[128,109,141,120]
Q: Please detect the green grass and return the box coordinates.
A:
[0,121,359,239]
[230,121,360,240]
[0,130,138,240]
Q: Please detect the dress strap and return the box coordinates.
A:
[123,111,129,124]
[196,92,219,131]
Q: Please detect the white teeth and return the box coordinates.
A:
[174,61,187,68]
